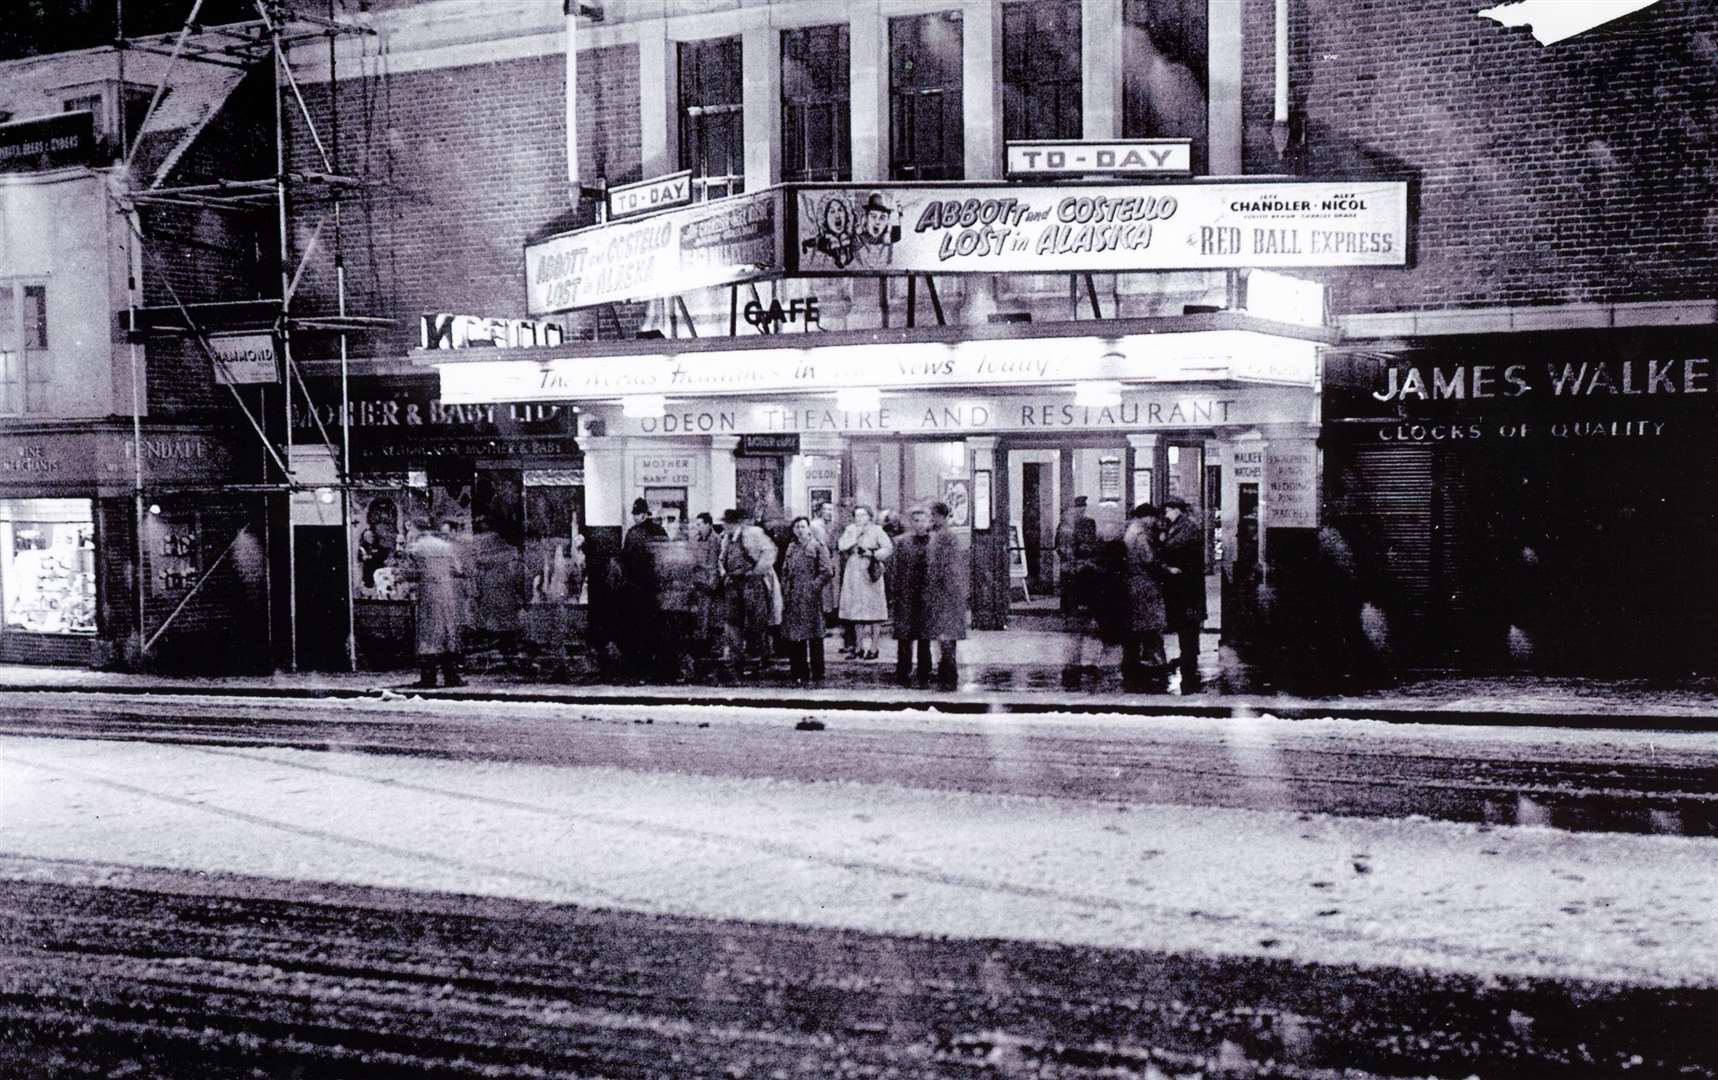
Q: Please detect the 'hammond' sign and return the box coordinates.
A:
[526,190,782,315]
[792,181,1408,274]
[209,334,278,385]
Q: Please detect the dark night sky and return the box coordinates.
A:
[0,0,268,61]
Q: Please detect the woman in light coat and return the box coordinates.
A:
[837,504,893,659]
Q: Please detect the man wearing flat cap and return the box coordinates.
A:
[619,498,668,677]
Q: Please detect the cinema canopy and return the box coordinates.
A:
[418,178,1403,629]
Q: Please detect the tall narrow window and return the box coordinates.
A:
[889,12,964,181]
[0,284,49,416]
[1003,0,1082,141]
[1122,0,1209,171]
[21,286,47,414]
[782,25,851,183]
[678,37,744,201]
[0,286,17,416]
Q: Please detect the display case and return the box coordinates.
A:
[0,499,97,636]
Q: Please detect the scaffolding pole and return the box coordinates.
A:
[268,0,300,674]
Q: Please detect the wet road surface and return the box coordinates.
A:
[2,690,1715,836]
[2,860,1713,1079]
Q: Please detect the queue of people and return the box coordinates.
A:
[609,497,969,688]
[1057,495,1208,692]
[399,491,1207,693]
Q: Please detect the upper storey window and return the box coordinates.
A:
[678,36,744,201]
[889,12,964,181]
[1002,0,1082,141]
[782,25,851,182]
[1122,0,1209,171]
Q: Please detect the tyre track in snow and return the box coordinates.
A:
[2,691,1715,837]
[1,865,1713,1079]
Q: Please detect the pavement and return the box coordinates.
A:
[3,624,1716,728]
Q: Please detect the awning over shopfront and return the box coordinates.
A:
[419,312,1332,412]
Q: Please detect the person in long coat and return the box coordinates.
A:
[779,516,836,684]
[889,506,932,686]
[922,501,969,688]
[406,519,467,688]
[720,508,775,669]
[810,501,840,632]
[837,504,893,660]
[1158,496,1209,689]
[1122,503,1169,691]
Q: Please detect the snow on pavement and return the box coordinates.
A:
[3,730,1715,990]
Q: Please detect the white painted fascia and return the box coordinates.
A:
[1340,300,1718,339]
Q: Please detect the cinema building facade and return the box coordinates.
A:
[281,0,1718,676]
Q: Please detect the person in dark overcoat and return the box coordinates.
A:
[719,507,775,669]
[779,516,836,684]
[1158,496,1209,689]
[405,518,467,688]
[1122,503,1169,691]
[889,506,932,686]
[922,501,969,689]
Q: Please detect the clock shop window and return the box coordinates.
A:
[0,284,50,416]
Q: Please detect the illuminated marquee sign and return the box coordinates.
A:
[792,180,1409,275]
[526,190,782,315]
[432,331,1318,406]
[420,313,564,350]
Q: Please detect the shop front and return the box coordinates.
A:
[429,318,1325,635]
[294,375,585,670]
[0,422,254,669]
[1321,328,1718,676]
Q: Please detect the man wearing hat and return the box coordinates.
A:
[719,507,775,670]
[1054,495,1089,613]
[619,498,668,677]
[1158,496,1209,690]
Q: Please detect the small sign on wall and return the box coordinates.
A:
[209,334,278,385]
[1264,444,1318,528]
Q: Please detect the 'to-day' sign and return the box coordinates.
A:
[606,170,692,220]
[792,181,1408,275]
[527,190,782,315]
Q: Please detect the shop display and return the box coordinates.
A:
[1,503,97,636]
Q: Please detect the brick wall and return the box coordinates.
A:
[287,44,642,361]
[1242,0,1718,315]
[141,67,276,417]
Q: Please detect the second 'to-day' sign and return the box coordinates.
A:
[793,181,1408,275]
[527,190,782,315]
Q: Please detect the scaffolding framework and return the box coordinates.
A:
[113,0,392,673]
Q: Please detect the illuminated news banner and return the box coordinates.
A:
[791,180,1409,274]
[526,190,784,315]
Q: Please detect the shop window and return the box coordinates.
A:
[889,12,964,181]
[0,499,97,636]
[679,36,745,201]
[0,283,50,416]
[1002,0,1082,142]
[1122,0,1208,172]
[781,24,851,182]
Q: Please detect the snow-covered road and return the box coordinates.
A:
[5,706,1715,989]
